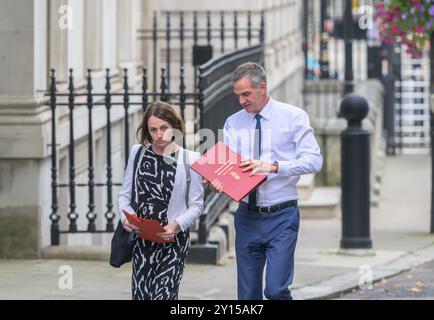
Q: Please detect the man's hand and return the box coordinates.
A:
[239,159,278,175]
[202,178,210,188]
[157,221,181,242]
[202,178,223,193]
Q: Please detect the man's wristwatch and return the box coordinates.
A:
[273,161,279,173]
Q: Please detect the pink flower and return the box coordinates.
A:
[377,0,430,58]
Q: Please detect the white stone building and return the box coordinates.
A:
[0,0,305,258]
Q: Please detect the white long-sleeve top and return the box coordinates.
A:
[117,144,204,232]
[223,97,323,207]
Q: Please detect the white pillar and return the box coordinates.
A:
[102,0,117,69]
[85,0,102,70]
[0,0,51,258]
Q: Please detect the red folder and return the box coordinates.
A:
[191,141,267,202]
[123,210,175,243]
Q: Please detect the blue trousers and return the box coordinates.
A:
[234,204,300,300]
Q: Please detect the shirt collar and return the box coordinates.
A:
[250,96,273,121]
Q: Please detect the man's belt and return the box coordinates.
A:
[240,199,298,214]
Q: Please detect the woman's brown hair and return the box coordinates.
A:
[136,101,185,145]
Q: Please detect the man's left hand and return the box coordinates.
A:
[240,159,277,175]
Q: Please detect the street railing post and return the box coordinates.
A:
[339,93,373,254]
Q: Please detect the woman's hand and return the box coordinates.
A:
[157,221,181,242]
[203,178,223,193]
[123,218,139,233]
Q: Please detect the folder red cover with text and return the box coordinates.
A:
[191,141,267,202]
[123,211,175,243]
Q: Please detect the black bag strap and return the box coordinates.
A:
[130,144,146,212]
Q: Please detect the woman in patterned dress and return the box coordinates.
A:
[117,101,204,300]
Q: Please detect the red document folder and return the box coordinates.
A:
[191,141,267,202]
[123,211,175,243]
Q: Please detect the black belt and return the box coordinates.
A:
[240,200,298,214]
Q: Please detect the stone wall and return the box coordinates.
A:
[310,80,385,203]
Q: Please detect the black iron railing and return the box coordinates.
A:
[48,66,200,245]
[48,47,264,247]
[196,45,264,245]
[137,10,264,93]
[47,7,265,250]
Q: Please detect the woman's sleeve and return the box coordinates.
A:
[175,152,205,231]
[117,145,140,223]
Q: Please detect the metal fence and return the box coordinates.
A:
[47,66,200,245]
[47,44,263,257]
[196,45,263,245]
[137,10,264,93]
[394,48,431,154]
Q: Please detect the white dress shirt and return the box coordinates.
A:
[117,144,204,232]
[223,97,323,207]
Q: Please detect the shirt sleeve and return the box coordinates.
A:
[277,110,323,177]
[223,119,237,150]
[117,145,140,223]
[175,152,205,231]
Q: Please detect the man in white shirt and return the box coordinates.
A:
[210,62,323,300]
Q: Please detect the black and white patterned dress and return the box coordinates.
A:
[132,147,189,300]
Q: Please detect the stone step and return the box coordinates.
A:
[299,187,341,219]
[188,211,234,265]
[297,174,315,200]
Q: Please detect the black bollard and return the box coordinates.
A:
[340,93,372,250]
